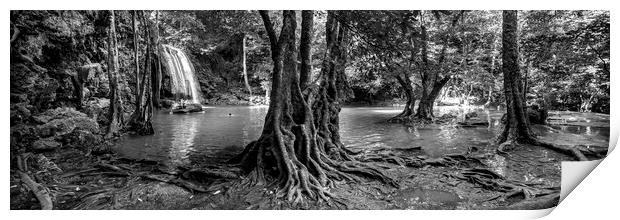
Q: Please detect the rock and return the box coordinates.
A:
[83,98,110,121]
[161,99,175,108]
[10,125,38,150]
[35,107,100,138]
[32,138,61,150]
[10,103,32,126]
[62,129,103,148]
[465,111,478,119]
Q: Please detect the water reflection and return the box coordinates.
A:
[114,106,609,166]
[168,116,198,165]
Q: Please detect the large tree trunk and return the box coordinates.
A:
[496,11,533,146]
[496,11,587,162]
[299,10,314,90]
[389,74,416,121]
[105,10,124,138]
[415,76,450,120]
[231,10,394,203]
[411,22,451,121]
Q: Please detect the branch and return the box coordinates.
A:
[258,10,278,52]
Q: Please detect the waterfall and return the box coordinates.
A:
[160,44,202,104]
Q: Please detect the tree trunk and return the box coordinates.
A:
[242,35,253,99]
[133,10,140,109]
[415,76,450,120]
[151,11,162,108]
[127,10,154,135]
[389,74,416,121]
[105,10,124,138]
[231,10,394,203]
[496,10,533,146]
[299,10,314,90]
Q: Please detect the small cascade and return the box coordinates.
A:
[160,44,202,104]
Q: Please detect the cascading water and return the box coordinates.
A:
[160,44,202,104]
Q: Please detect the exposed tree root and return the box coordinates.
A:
[497,138,589,161]
[18,171,53,210]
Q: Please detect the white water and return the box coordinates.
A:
[160,44,202,103]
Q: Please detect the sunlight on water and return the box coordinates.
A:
[168,118,198,165]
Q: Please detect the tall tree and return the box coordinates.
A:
[128,11,155,135]
[105,10,124,138]
[497,10,587,161]
[242,34,252,98]
[133,10,140,106]
[151,11,163,108]
[231,10,393,203]
[497,10,532,146]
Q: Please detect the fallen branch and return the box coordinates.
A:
[18,171,53,210]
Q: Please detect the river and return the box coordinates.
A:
[114,106,609,168]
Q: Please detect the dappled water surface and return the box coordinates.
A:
[114,106,609,168]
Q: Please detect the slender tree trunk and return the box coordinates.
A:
[151,11,162,108]
[231,10,393,203]
[242,35,253,98]
[132,10,141,111]
[105,10,124,138]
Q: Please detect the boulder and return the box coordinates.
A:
[35,107,100,138]
[10,103,32,126]
[83,98,110,123]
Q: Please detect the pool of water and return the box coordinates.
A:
[114,106,610,167]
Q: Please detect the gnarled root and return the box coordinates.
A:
[233,127,398,205]
[18,171,53,210]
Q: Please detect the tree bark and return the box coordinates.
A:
[242,35,253,99]
[299,10,314,90]
[151,11,162,108]
[133,10,140,109]
[496,10,533,146]
[411,19,451,121]
[389,74,416,121]
[105,10,124,138]
[415,76,450,120]
[128,11,155,135]
[231,10,394,203]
